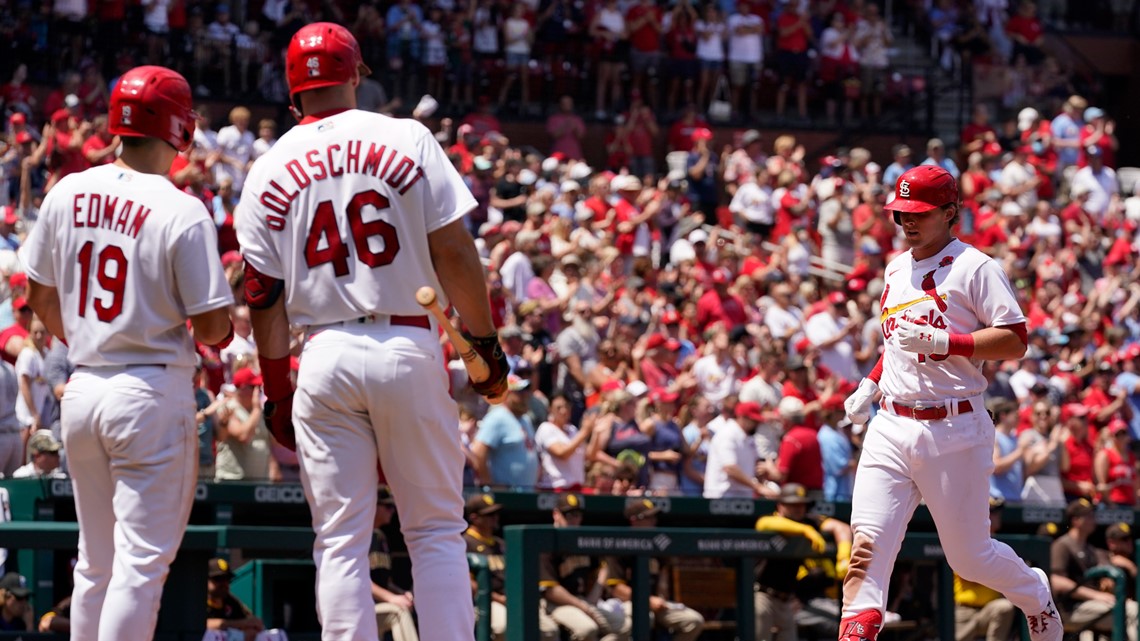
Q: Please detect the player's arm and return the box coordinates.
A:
[428,219,495,336]
[25,279,66,343]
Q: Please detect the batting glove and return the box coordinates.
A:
[894,317,949,355]
[844,377,878,426]
[463,331,510,403]
[264,393,296,451]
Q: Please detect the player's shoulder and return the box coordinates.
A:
[950,239,997,270]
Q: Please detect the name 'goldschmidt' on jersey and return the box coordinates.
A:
[236,110,476,327]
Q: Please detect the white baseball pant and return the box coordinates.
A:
[843,407,1053,619]
[293,319,474,641]
[62,365,197,641]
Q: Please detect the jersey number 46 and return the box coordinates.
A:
[304,189,400,276]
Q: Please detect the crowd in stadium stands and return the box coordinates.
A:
[1,0,1125,130]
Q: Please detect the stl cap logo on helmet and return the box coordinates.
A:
[899,180,911,198]
[121,105,132,126]
[307,56,321,78]
[303,35,324,48]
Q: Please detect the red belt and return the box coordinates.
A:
[887,400,973,421]
[372,314,430,329]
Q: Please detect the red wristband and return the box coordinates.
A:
[947,333,975,357]
[868,355,884,383]
[258,354,293,401]
[212,323,235,350]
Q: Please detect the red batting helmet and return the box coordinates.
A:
[286,23,371,103]
[109,66,195,152]
[885,165,959,214]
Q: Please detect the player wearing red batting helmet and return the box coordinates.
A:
[18,63,234,641]
[285,22,371,118]
[839,157,1052,641]
[109,65,197,152]
[238,18,505,641]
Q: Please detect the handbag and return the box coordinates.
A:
[708,74,732,123]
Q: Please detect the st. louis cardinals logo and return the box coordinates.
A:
[307,56,321,77]
[898,180,911,198]
[121,105,132,126]
[300,35,324,48]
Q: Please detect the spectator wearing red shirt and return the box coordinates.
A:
[774,2,812,120]
[1077,107,1119,169]
[1,64,35,116]
[851,186,894,255]
[1095,419,1137,506]
[626,0,663,107]
[0,298,32,365]
[773,396,824,490]
[81,116,118,167]
[1005,1,1045,65]
[459,96,502,139]
[46,110,92,189]
[610,174,653,257]
[663,2,699,112]
[696,269,748,331]
[638,333,682,391]
[77,65,110,120]
[546,95,587,161]
[42,72,81,123]
[960,104,997,160]
[1062,404,1096,503]
[667,104,709,153]
[623,92,660,178]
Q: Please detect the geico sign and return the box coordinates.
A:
[709,499,755,515]
[51,479,74,497]
[254,485,307,504]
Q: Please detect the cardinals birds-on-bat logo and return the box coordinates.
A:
[920,255,955,313]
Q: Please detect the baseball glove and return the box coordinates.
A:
[463,331,509,401]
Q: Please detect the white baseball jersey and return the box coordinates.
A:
[19,164,234,368]
[236,110,475,326]
[877,238,1024,403]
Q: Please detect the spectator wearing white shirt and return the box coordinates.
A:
[692,326,743,406]
[14,321,48,432]
[694,4,727,111]
[853,3,891,119]
[1009,354,1047,401]
[726,3,764,116]
[251,119,277,161]
[219,306,256,374]
[805,292,862,383]
[1024,202,1062,242]
[998,146,1040,212]
[763,283,805,343]
[535,395,588,489]
[1069,146,1118,220]
[12,432,65,479]
[215,106,255,193]
[729,167,775,235]
[704,401,775,498]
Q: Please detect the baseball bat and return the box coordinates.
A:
[416,286,492,384]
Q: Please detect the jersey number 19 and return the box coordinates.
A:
[77,241,127,322]
[304,189,400,276]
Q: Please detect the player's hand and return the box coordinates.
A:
[844,377,878,426]
[894,317,949,355]
[464,331,509,403]
[264,392,297,451]
[803,528,828,554]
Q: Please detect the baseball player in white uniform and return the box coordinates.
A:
[19,66,235,641]
[235,23,508,641]
[840,165,1061,641]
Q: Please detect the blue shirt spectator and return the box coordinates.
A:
[1051,97,1086,171]
[920,138,960,179]
[882,144,915,189]
[991,420,1023,501]
[1114,369,1140,439]
[818,421,855,501]
[474,405,539,489]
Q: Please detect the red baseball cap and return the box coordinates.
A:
[1109,419,1129,435]
[711,269,730,285]
[651,389,679,403]
[661,310,681,326]
[8,272,26,289]
[735,401,764,422]
[599,379,625,394]
[220,250,243,268]
[827,291,847,305]
[885,165,959,213]
[1061,403,1089,422]
[645,333,668,350]
[12,297,29,311]
[8,113,25,125]
[232,368,263,388]
[691,127,713,141]
[51,109,70,124]
[15,132,32,145]
[1,206,16,226]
